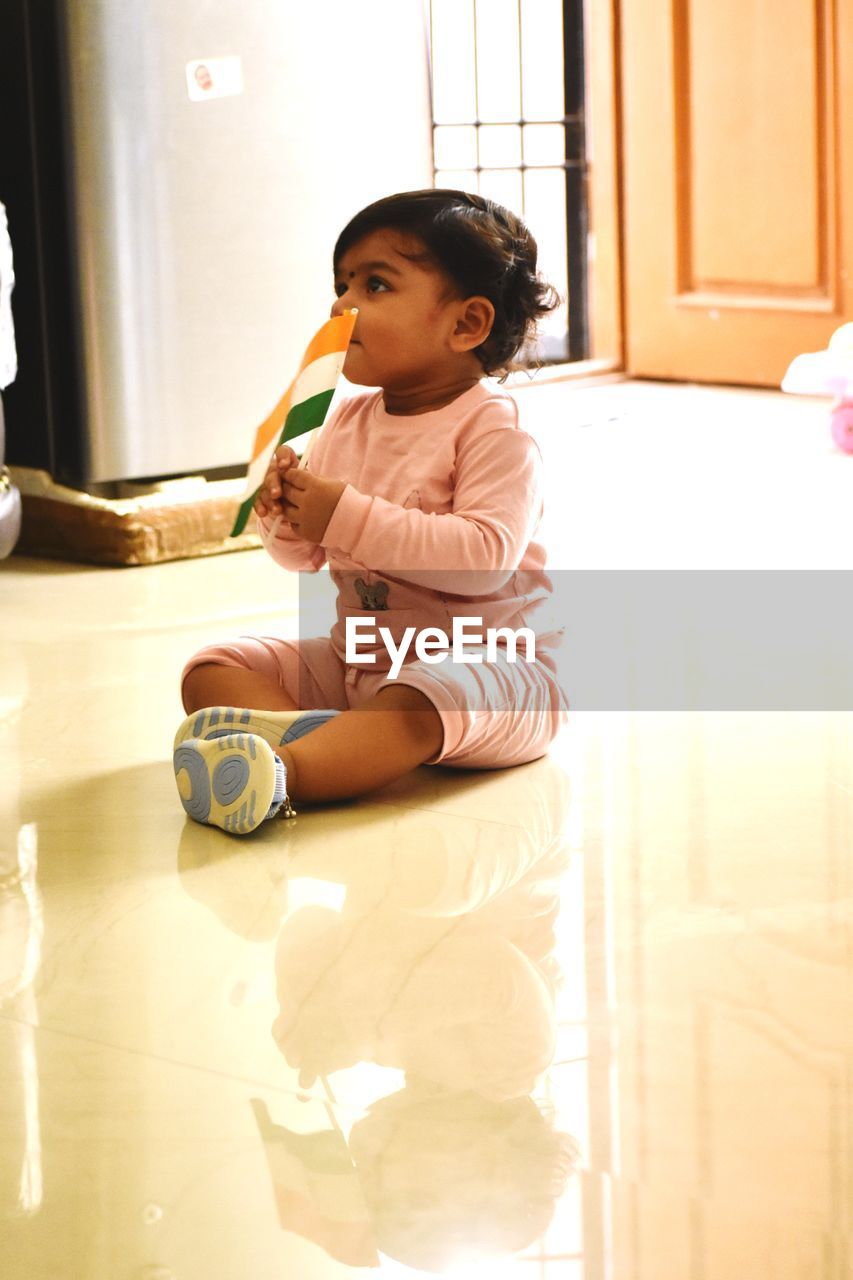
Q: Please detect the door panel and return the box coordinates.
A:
[621,0,852,384]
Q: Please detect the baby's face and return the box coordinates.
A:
[332,228,464,392]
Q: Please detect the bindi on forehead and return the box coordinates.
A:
[339,230,437,277]
[343,259,403,280]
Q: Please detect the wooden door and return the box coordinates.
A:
[620,0,853,385]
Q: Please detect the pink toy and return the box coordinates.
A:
[831,402,853,454]
[782,323,853,453]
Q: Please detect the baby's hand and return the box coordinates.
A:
[281,467,346,544]
[254,445,299,519]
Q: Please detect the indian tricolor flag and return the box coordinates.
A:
[251,1098,379,1268]
[230,308,358,536]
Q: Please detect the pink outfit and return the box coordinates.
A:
[183,381,569,768]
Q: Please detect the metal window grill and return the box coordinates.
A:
[428,0,589,365]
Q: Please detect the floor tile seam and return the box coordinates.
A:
[0,1009,310,1100]
[369,796,539,834]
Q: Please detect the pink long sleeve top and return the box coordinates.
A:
[256,380,563,672]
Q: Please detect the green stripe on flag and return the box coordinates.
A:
[282,388,335,442]
[230,495,256,537]
[230,388,337,537]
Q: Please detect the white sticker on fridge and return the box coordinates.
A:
[186,57,244,102]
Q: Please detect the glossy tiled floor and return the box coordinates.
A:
[1,380,852,1279]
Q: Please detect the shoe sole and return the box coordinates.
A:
[173,733,284,835]
[173,706,339,754]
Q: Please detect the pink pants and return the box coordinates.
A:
[181,634,569,770]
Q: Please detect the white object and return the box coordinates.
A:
[0,202,17,391]
[185,56,244,102]
[781,323,853,399]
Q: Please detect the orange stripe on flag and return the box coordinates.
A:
[247,312,356,463]
[249,386,294,462]
[299,311,358,373]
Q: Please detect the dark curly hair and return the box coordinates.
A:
[333,189,561,380]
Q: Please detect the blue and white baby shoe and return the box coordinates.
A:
[173,732,293,835]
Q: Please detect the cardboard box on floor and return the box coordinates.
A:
[11,467,261,566]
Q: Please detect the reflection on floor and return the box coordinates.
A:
[1,380,851,1279]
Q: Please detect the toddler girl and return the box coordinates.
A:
[173,189,569,834]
